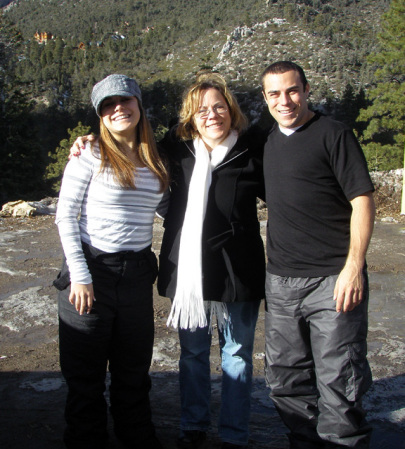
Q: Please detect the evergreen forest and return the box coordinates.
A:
[1,0,404,202]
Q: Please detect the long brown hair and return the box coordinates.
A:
[176,72,248,141]
[96,102,169,191]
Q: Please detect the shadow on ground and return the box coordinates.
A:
[0,369,404,449]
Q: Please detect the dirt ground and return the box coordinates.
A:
[1,208,403,376]
[0,214,268,376]
[0,193,404,448]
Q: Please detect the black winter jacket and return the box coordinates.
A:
[157,128,266,303]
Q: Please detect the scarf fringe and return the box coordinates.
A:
[207,301,229,332]
[166,293,207,332]
[167,300,229,334]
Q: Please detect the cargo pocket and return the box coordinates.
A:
[345,341,372,402]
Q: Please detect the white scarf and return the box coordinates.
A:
[166,130,238,332]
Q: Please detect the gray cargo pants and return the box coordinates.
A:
[265,271,372,449]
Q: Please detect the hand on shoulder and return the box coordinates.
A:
[69,134,96,159]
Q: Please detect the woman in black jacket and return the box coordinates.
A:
[158,73,266,449]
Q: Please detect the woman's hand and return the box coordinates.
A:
[69,134,95,159]
[69,282,95,315]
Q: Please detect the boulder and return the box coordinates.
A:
[1,200,36,217]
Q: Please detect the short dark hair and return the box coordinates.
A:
[261,61,308,90]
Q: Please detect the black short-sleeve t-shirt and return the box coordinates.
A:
[263,113,374,277]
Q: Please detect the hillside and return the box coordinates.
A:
[1,0,402,202]
[4,0,389,100]
[3,0,390,133]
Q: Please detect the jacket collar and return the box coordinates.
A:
[184,137,248,171]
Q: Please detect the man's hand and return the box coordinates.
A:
[334,263,363,312]
[69,282,95,315]
[69,134,95,159]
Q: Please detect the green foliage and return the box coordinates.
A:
[46,122,92,193]
[5,0,388,112]
[0,11,46,202]
[154,124,169,142]
[0,88,46,202]
[358,0,405,171]
[0,0,397,201]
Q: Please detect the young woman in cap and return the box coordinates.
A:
[55,74,169,449]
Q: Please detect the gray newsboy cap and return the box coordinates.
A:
[91,74,142,116]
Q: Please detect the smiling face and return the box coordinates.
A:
[262,70,312,129]
[100,95,141,140]
[193,88,232,151]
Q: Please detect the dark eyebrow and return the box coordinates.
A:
[267,85,301,95]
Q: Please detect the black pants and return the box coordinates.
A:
[58,243,158,449]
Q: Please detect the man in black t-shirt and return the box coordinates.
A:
[261,61,375,449]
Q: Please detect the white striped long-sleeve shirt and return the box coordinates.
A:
[55,142,163,285]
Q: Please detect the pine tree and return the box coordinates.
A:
[357,0,405,171]
[45,122,92,193]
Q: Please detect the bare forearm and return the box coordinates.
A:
[345,192,375,268]
[334,192,375,312]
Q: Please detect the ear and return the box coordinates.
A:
[262,90,268,104]
[304,83,310,98]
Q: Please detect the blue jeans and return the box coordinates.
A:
[178,300,260,446]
